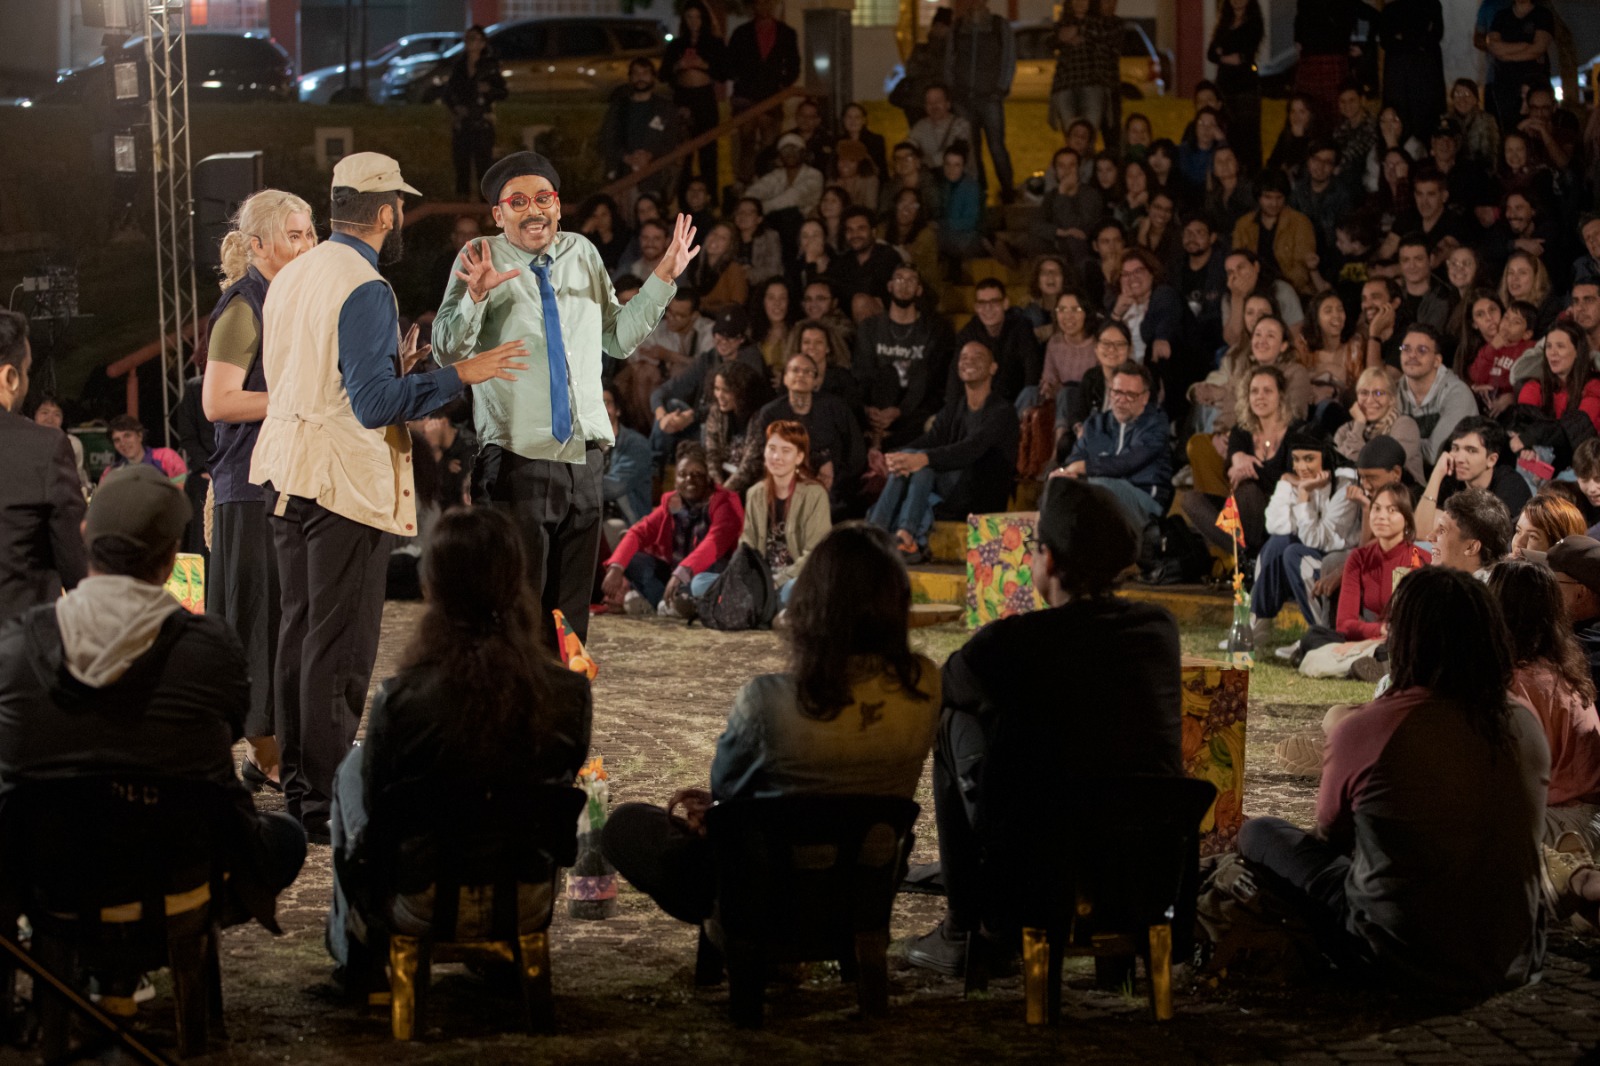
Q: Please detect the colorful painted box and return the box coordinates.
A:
[965,512,1047,629]
[1180,658,1248,856]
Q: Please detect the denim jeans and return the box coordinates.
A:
[867,464,963,546]
[626,553,725,607]
[649,399,696,465]
[956,96,1014,194]
[1085,476,1163,533]
[1251,534,1323,622]
[1050,85,1107,141]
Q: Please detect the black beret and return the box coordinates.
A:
[481,151,562,206]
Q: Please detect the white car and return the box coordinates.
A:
[299,33,458,103]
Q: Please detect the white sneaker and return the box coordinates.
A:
[1273,640,1301,661]
[1216,636,1229,651]
[623,590,653,617]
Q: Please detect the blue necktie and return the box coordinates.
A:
[531,261,573,444]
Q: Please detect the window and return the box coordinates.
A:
[492,25,548,61]
[852,0,898,29]
[550,23,609,58]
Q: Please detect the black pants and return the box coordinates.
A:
[1222,90,1261,172]
[675,84,719,195]
[473,443,604,648]
[601,802,717,925]
[266,487,392,835]
[931,708,990,933]
[1183,481,1268,554]
[453,121,495,199]
[209,499,280,740]
[1236,815,1363,965]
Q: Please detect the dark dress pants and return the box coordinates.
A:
[931,707,989,933]
[473,443,604,647]
[266,487,392,836]
[209,498,280,739]
[601,802,716,925]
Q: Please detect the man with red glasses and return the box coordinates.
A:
[434,151,701,647]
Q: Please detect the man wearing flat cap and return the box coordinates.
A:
[252,152,527,843]
[434,150,700,647]
[0,466,307,933]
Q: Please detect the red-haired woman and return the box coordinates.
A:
[740,420,833,611]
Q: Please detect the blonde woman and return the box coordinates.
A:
[202,189,317,792]
[1244,315,1312,422]
[1498,251,1559,335]
[1332,366,1424,483]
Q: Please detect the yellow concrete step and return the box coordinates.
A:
[909,564,965,606]
[928,521,967,565]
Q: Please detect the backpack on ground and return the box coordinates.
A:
[1141,515,1213,586]
[695,544,779,631]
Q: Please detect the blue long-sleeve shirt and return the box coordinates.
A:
[331,233,463,429]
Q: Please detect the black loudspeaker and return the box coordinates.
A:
[194,152,264,271]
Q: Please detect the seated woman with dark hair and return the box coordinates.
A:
[601,443,745,618]
[1489,561,1600,855]
[703,360,774,495]
[327,507,592,989]
[1239,567,1549,999]
[1335,484,1427,642]
[600,524,940,925]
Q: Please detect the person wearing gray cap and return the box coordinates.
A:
[433,150,701,648]
[0,466,307,930]
[250,152,530,843]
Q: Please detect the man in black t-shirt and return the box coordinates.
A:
[1485,0,1554,122]
[855,264,957,449]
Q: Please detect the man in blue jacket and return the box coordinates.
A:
[1058,360,1172,540]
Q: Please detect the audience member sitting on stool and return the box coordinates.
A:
[1251,433,1362,654]
[601,443,745,618]
[1488,561,1600,856]
[741,420,834,613]
[0,465,307,932]
[600,524,939,926]
[1055,360,1172,561]
[903,477,1184,975]
[866,340,1021,564]
[1238,566,1549,999]
[1432,488,1512,579]
[326,507,592,992]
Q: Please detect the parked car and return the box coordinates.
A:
[1009,19,1172,100]
[15,31,294,107]
[298,32,459,104]
[381,17,667,104]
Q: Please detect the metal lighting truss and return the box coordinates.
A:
[144,0,198,446]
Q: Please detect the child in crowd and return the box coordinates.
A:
[1469,298,1534,416]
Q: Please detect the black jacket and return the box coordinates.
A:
[0,604,285,930]
[726,17,800,102]
[355,662,592,901]
[911,390,1020,517]
[0,410,86,626]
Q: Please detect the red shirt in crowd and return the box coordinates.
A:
[1516,376,1600,433]
[1335,538,1429,641]
[1469,340,1533,395]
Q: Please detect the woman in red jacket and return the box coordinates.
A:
[1517,322,1600,435]
[1336,484,1428,641]
[600,443,745,617]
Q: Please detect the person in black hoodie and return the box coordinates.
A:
[441,26,508,200]
[0,466,306,929]
[950,276,1042,407]
[902,476,1184,975]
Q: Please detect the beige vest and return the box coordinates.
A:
[249,240,417,536]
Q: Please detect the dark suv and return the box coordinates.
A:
[18,31,294,106]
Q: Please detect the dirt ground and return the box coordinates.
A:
[37,604,1600,1066]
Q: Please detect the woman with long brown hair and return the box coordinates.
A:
[327,507,592,982]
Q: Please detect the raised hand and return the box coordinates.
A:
[454,239,522,304]
[653,212,702,283]
[398,323,432,373]
[453,338,529,385]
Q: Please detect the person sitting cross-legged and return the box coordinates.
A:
[0,466,308,965]
[326,507,592,993]
[1054,360,1172,563]
[600,524,940,926]
[1251,433,1362,656]
[866,340,1020,564]
[1238,567,1549,998]
[903,477,1185,976]
[600,442,745,618]
[741,420,834,613]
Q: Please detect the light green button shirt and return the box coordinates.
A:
[432,230,675,464]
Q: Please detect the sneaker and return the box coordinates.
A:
[901,919,968,976]
[1350,655,1387,684]
[623,590,653,617]
[1542,846,1600,932]
[1273,639,1301,662]
[657,595,675,617]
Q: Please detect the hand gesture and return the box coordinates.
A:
[453,338,529,385]
[398,323,432,374]
[1346,483,1370,506]
[601,564,628,606]
[1368,304,1395,342]
[662,574,685,606]
[1228,451,1262,488]
[454,239,522,304]
[668,787,713,836]
[653,212,702,283]
[1433,451,1455,481]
